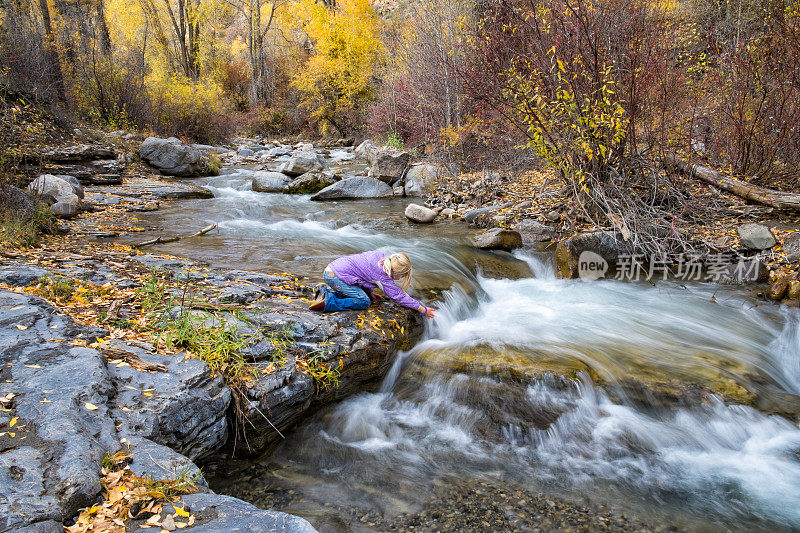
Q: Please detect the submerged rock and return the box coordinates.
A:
[283,170,337,194]
[311,177,394,200]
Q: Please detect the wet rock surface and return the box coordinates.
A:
[311,177,394,200]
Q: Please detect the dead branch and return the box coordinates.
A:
[98,344,168,372]
[665,153,800,210]
[135,224,217,248]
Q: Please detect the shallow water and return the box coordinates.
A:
[127,158,800,531]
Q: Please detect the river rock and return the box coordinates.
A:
[404,164,442,196]
[354,139,377,160]
[0,290,117,531]
[27,174,81,204]
[140,137,207,177]
[26,175,82,218]
[463,206,501,225]
[768,278,789,300]
[252,171,293,193]
[472,228,523,251]
[283,171,337,194]
[738,223,776,250]
[108,341,231,460]
[367,148,411,184]
[52,174,84,199]
[50,200,80,219]
[787,280,800,299]
[555,231,636,279]
[783,232,800,263]
[311,177,394,201]
[269,146,292,157]
[238,148,255,157]
[515,219,555,243]
[405,203,438,223]
[279,152,327,177]
[176,493,317,533]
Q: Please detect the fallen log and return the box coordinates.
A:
[98,344,168,372]
[135,223,217,248]
[665,153,800,210]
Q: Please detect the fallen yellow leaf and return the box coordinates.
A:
[15,325,27,330]
[173,506,190,518]
[9,417,17,428]
[85,402,99,411]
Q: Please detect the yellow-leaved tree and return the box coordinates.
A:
[290,0,382,135]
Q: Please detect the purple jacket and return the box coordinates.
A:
[328,251,421,310]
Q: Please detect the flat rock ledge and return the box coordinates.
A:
[0,258,425,531]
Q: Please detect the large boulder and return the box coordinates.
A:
[515,219,555,243]
[26,175,82,218]
[405,203,438,223]
[283,171,337,194]
[140,137,207,177]
[555,231,636,279]
[0,290,117,531]
[279,152,327,177]
[354,139,377,160]
[252,171,293,193]
[367,148,411,184]
[738,223,777,251]
[472,228,523,251]
[27,174,80,203]
[403,163,442,196]
[311,177,394,201]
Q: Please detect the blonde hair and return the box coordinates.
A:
[381,252,413,291]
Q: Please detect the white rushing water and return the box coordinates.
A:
[247,254,800,531]
[134,165,800,530]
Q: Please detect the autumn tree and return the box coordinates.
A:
[290,0,382,135]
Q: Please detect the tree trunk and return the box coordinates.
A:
[38,0,67,101]
[665,153,800,210]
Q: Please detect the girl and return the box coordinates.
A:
[310,251,436,318]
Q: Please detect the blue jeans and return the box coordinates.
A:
[322,270,371,312]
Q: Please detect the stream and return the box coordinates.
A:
[124,154,800,532]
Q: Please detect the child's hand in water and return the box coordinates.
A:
[419,305,436,318]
